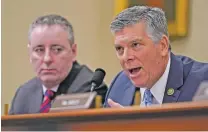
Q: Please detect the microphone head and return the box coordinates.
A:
[91,68,106,87]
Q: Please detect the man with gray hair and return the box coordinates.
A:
[9,14,107,114]
[104,6,208,108]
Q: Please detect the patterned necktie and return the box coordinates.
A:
[142,89,153,106]
[40,90,54,113]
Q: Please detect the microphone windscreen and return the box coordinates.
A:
[91,68,106,87]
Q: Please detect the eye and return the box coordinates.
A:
[34,47,44,53]
[52,46,64,53]
[132,42,140,48]
[115,46,124,55]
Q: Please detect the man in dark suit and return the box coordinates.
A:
[9,14,107,114]
[104,6,208,108]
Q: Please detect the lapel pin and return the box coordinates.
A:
[167,88,174,96]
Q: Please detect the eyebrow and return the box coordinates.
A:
[33,44,44,48]
[115,38,143,46]
[129,38,142,43]
[51,44,63,47]
[34,44,63,47]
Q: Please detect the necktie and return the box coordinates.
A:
[40,90,54,113]
[142,89,153,106]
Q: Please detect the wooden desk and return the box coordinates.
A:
[2,101,208,131]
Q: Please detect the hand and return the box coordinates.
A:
[107,98,124,108]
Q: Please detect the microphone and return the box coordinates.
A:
[90,68,106,92]
[50,68,106,112]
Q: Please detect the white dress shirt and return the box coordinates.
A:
[42,84,59,95]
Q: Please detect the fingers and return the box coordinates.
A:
[107,98,124,108]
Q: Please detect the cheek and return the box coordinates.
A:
[56,54,74,69]
[117,56,125,68]
[31,52,42,61]
[30,54,43,69]
[140,50,159,77]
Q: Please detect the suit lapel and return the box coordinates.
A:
[163,53,183,103]
[121,81,136,106]
[57,62,81,95]
[29,78,43,113]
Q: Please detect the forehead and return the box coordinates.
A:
[30,25,70,46]
[114,22,146,44]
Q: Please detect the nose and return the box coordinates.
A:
[122,48,134,62]
[43,50,53,64]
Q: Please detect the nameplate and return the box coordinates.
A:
[49,92,97,112]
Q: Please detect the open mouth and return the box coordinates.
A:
[128,67,142,75]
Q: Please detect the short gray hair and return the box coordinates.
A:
[28,14,74,45]
[110,6,169,44]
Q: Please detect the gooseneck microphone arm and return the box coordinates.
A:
[90,82,97,92]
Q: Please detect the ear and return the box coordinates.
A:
[71,44,77,62]
[27,43,32,63]
[27,43,30,48]
[159,35,169,57]
[29,58,32,63]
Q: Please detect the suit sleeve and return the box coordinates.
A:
[9,88,20,115]
[70,65,109,104]
[103,72,122,107]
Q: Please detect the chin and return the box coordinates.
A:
[130,79,147,88]
[133,82,146,88]
[40,76,59,84]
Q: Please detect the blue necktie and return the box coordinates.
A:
[142,89,153,106]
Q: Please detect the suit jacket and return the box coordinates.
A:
[104,53,208,107]
[9,61,108,114]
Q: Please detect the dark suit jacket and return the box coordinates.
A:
[9,61,108,114]
[104,53,208,107]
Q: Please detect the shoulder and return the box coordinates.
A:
[68,62,102,92]
[73,63,94,85]
[78,64,94,77]
[110,71,131,87]
[106,71,132,96]
[15,77,41,95]
[175,54,208,80]
[170,54,208,101]
[9,77,41,114]
[73,61,94,79]
[103,71,134,107]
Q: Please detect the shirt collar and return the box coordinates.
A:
[141,55,171,104]
[42,84,59,95]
